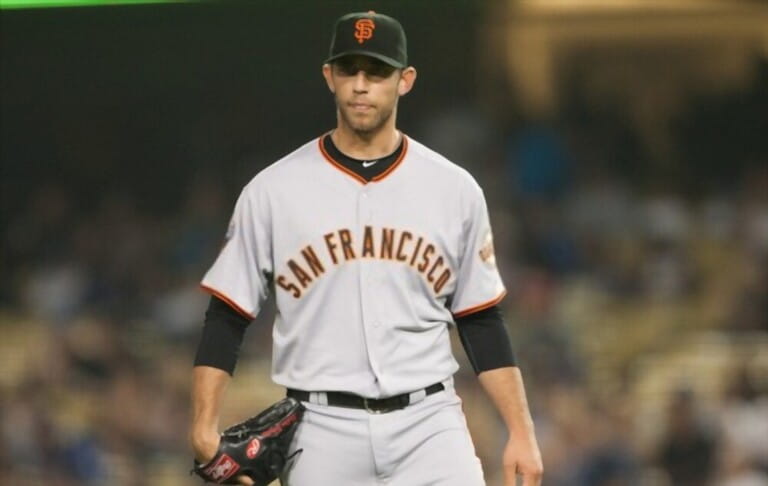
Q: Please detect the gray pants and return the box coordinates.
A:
[283,382,486,486]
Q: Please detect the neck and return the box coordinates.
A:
[331,117,401,160]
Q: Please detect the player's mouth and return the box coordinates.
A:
[349,102,374,112]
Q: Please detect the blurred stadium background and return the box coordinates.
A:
[1,0,767,485]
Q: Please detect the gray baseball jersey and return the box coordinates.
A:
[201,133,505,398]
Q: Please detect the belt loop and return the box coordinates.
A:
[408,388,427,405]
[309,391,329,406]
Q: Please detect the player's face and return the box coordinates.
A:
[323,55,416,137]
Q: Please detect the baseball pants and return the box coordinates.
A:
[282,380,485,486]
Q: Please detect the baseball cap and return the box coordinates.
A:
[325,11,408,69]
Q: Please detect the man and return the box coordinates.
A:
[190,11,542,486]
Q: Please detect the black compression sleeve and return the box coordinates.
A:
[193,296,251,375]
[455,305,517,374]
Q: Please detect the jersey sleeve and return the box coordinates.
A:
[450,181,506,318]
[200,185,272,320]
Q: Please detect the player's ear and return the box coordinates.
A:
[397,67,417,96]
[322,64,335,94]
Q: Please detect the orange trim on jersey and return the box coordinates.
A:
[318,136,368,185]
[318,133,408,185]
[372,135,408,182]
[452,289,507,319]
[200,284,255,320]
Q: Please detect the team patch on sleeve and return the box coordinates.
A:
[478,230,496,267]
[225,219,235,242]
[224,219,235,241]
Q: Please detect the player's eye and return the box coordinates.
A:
[335,61,361,76]
[334,60,396,79]
[366,63,397,78]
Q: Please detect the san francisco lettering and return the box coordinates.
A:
[277,226,452,299]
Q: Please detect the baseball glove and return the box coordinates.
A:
[192,397,305,485]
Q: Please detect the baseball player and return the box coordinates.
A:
[190,11,542,486]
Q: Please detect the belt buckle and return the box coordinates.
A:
[363,397,384,414]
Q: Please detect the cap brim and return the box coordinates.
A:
[324,50,406,69]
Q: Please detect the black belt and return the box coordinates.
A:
[287,382,444,414]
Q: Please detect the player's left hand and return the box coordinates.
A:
[191,398,304,486]
[191,432,254,485]
[502,432,543,486]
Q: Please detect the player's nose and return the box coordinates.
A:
[352,71,369,92]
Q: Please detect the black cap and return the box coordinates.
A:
[325,11,408,68]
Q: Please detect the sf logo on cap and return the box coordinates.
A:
[354,18,375,44]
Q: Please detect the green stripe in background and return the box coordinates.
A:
[1,0,193,8]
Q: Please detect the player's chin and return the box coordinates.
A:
[346,110,375,124]
[341,108,386,135]
[348,118,381,134]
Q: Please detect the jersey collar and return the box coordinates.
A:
[318,132,408,185]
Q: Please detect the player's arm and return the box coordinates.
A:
[478,366,542,486]
[190,296,251,463]
[191,365,232,462]
[191,367,255,486]
[455,306,543,486]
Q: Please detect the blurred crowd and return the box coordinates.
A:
[2,42,767,486]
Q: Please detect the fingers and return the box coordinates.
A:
[520,467,544,486]
[505,464,543,486]
[521,476,540,486]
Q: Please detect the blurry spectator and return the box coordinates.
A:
[718,363,768,471]
[21,262,88,325]
[512,270,584,388]
[575,400,641,486]
[516,204,582,275]
[717,446,768,486]
[0,376,107,485]
[6,183,88,324]
[4,182,76,268]
[152,277,210,338]
[739,165,768,258]
[642,195,692,245]
[418,107,497,176]
[641,239,696,301]
[700,196,738,243]
[151,175,226,337]
[532,384,597,485]
[655,387,719,486]
[506,121,572,202]
[640,195,697,300]
[62,317,124,383]
[725,256,768,333]
[168,174,228,274]
[566,172,636,241]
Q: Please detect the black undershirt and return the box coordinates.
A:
[322,133,404,181]
[455,305,517,373]
[194,296,250,375]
